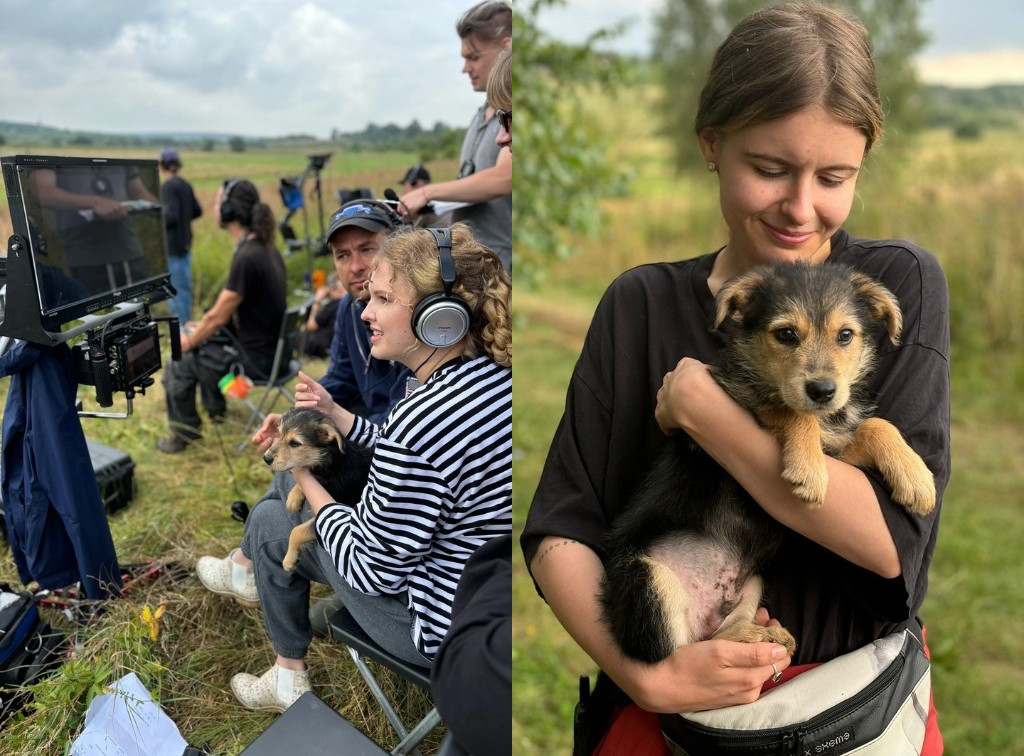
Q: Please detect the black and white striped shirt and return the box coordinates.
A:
[315,355,512,658]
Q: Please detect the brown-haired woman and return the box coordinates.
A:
[522,4,948,753]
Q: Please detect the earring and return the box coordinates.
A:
[707,161,717,173]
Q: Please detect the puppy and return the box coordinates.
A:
[263,408,372,571]
[600,262,936,664]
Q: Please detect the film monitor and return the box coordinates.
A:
[1,154,172,335]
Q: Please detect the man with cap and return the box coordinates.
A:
[195,200,413,632]
[158,148,202,325]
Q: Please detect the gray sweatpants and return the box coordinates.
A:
[240,472,430,667]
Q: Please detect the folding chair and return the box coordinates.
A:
[329,606,443,756]
[234,296,313,450]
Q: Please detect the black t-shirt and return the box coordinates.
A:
[521,229,951,664]
[224,237,287,358]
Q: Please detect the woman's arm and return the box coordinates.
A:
[656,358,901,578]
[180,288,242,353]
[399,149,511,215]
[531,536,791,713]
[293,370,358,436]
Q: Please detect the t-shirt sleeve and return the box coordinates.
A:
[841,247,951,622]
[520,279,626,586]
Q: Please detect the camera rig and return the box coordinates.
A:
[72,303,181,417]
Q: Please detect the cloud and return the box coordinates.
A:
[916,49,1024,87]
[0,0,487,137]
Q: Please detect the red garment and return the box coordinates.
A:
[593,632,943,756]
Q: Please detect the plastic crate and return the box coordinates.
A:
[85,439,136,514]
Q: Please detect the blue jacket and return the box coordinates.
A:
[0,341,122,599]
[318,294,412,425]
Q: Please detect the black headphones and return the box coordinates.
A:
[219,178,242,225]
[411,227,472,348]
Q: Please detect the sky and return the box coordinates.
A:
[1,0,1022,139]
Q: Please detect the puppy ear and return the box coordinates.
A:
[318,420,346,453]
[851,272,903,346]
[713,268,768,331]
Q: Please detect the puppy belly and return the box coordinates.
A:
[647,534,752,643]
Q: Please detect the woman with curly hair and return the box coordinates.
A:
[229,222,512,713]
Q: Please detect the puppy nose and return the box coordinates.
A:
[263,454,273,466]
[805,379,836,404]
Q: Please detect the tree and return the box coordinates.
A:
[514,0,632,286]
[228,136,246,153]
[652,0,930,171]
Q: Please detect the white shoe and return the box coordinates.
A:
[195,549,259,607]
[230,664,311,713]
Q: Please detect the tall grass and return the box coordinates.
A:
[512,96,1024,753]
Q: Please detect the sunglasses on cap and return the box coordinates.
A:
[333,203,380,220]
[495,109,511,133]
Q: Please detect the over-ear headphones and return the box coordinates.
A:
[411,227,472,348]
[219,178,242,225]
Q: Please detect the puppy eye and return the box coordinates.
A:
[773,328,799,346]
[288,439,301,447]
[837,329,855,345]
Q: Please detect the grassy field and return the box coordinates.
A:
[511,89,1024,754]
[0,146,458,754]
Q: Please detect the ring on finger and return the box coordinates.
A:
[770,662,783,683]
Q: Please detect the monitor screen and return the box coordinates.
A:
[2,154,171,331]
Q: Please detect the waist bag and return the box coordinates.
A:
[662,630,931,756]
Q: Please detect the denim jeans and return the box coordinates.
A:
[167,252,193,325]
[241,473,430,667]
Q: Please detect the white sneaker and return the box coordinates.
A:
[195,549,259,607]
[230,664,311,713]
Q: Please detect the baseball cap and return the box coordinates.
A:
[159,148,181,165]
[325,200,397,243]
[398,165,431,185]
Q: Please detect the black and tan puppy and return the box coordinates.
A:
[263,408,372,571]
[600,262,936,664]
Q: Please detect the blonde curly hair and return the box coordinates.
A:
[374,223,511,367]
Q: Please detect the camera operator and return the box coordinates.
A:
[157,178,286,454]
[398,1,511,273]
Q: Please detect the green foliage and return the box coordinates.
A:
[923,84,1024,131]
[228,136,246,153]
[513,0,633,287]
[653,0,931,170]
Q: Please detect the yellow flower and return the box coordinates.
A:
[140,603,166,642]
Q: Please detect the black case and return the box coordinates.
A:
[86,438,136,514]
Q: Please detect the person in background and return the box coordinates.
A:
[428,47,512,756]
[302,273,344,358]
[398,1,512,272]
[159,148,203,325]
[398,165,447,229]
[157,179,286,453]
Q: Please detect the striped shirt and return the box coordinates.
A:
[315,355,512,658]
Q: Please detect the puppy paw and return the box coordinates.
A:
[285,488,305,513]
[761,626,797,657]
[714,623,797,657]
[890,456,936,516]
[282,549,298,571]
[783,463,828,507]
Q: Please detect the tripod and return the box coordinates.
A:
[278,152,333,265]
